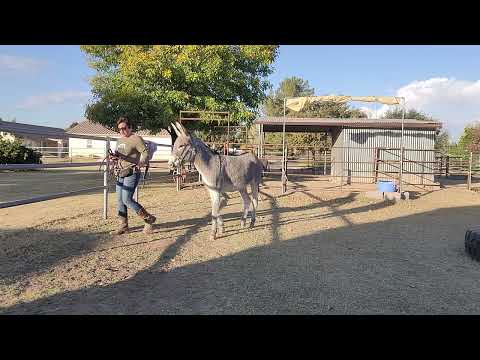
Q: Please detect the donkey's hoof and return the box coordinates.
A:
[240,219,246,228]
[249,220,256,229]
[218,226,224,235]
[210,233,217,241]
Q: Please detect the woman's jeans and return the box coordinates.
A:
[116,170,142,216]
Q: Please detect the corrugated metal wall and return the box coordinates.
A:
[333,128,436,184]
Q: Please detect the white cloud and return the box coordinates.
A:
[359,78,480,141]
[398,78,480,141]
[0,54,47,73]
[359,105,389,119]
[17,91,90,109]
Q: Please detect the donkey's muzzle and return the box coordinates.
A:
[167,156,178,170]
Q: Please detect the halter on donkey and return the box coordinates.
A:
[168,121,265,240]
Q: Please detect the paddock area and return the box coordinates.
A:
[1,165,480,314]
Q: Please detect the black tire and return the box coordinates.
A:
[465,227,480,261]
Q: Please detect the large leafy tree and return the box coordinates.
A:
[262,76,314,117]
[451,123,480,155]
[434,130,450,153]
[80,45,279,142]
[383,107,436,122]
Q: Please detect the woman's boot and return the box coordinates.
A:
[113,213,129,235]
[137,207,156,234]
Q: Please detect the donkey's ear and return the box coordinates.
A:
[175,121,188,136]
[170,122,181,136]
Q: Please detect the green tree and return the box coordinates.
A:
[434,130,450,153]
[262,76,314,116]
[454,123,480,154]
[383,107,436,121]
[80,45,279,143]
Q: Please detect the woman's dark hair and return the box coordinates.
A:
[116,116,131,128]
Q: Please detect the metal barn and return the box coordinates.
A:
[255,117,442,187]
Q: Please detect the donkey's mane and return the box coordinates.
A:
[192,137,217,155]
[191,136,251,158]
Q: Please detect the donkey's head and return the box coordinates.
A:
[168,121,197,169]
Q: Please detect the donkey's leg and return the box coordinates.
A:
[208,189,222,240]
[239,189,251,228]
[217,207,225,236]
[249,182,259,228]
[219,192,228,211]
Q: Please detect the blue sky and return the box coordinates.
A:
[1,45,480,141]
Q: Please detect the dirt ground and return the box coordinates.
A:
[1,168,480,314]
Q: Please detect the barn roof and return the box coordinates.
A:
[0,119,67,139]
[255,117,442,132]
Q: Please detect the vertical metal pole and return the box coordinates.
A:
[422,149,426,187]
[258,124,262,157]
[134,149,139,202]
[261,124,264,158]
[257,124,261,157]
[324,149,327,175]
[468,151,473,190]
[282,98,287,194]
[399,97,405,194]
[103,137,110,220]
[176,165,181,191]
[227,112,230,154]
[446,155,450,178]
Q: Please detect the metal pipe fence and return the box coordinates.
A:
[0,137,169,216]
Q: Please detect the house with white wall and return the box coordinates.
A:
[66,120,172,160]
[0,119,68,152]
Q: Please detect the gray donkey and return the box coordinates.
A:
[168,121,264,240]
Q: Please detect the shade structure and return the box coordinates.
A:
[286,96,402,112]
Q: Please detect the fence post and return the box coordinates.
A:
[176,165,181,191]
[282,144,288,194]
[468,151,473,190]
[374,147,380,184]
[324,149,327,175]
[422,149,426,188]
[446,155,450,177]
[103,137,110,220]
[399,147,404,194]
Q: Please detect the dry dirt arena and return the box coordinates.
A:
[1,168,480,314]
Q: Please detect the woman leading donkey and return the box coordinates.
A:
[109,116,157,235]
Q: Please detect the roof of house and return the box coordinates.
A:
[254,117,442,131]
[0,119,67,139]
[66,120,170,137]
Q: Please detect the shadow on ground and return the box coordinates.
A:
[2,192,480,314]
[0,228,105,286]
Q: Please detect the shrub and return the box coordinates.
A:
[0,138,42,164]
